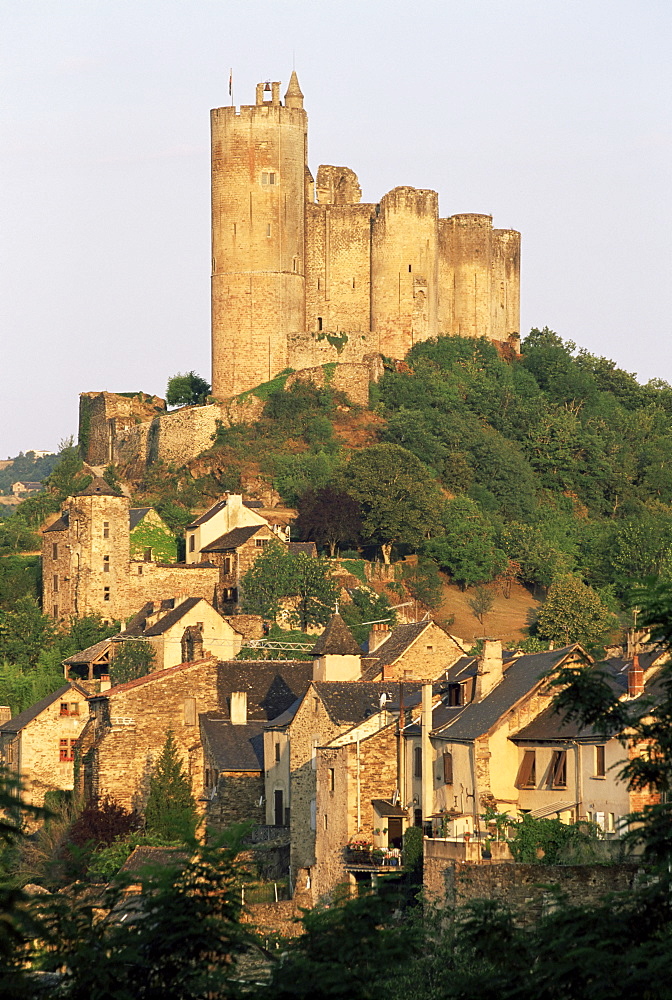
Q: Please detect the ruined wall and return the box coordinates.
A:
[424,856,641,923]
[90,658,219,812]
[371,187,439,358]
[211,93,306,399]
[439,214,493,339]
[491,228,521,342]
[285,361,378,408]
[79,392,165,467]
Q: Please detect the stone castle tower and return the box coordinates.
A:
[211,74,521,399]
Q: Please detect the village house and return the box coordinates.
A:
[362,618,467,682]
[41,477,219,622]
[199,522,279,612]
[119,596,244,669]
[185,494,289,565]
[402,641,593,840]
[0,682,89,809]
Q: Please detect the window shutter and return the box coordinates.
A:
[516,750,536,788]
[443,752,453,784]
[550,750,567,787]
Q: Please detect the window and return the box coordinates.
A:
[103,587,110,601]
[144,548,152,562]
[550,750,567,788]
[329,767,335,792]
[595,745,606,777]
[293,257,298,272]
[205,768,211,787]
[103,556,110,573]
[59,739,75,762]
[324,813,328,830]
[317,316,323,331]
[352,278,355,288]
[408,264,412,272]
[53,574,59,593]
[274,789,284,826]
[443,752,453,785]
[447,684,461,707]
[70,703,79,716]
[4,743,13,764]
[254,538,269,548]
[261,171,276,186]
[103,522,109,539]
[60,702,69,716]
[310,798,316,831]
[311,736,320,770]
[138,565,143,575]
[516,750,536,788]
[189,534,195,552]
[52,543,58,560]
[184,698,196,726]
[223,557,231,575]
[426,645,434,652]
[275,742,281,763]
[414,746,422,778]
[266,223,271,237]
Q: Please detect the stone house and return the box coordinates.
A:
[403,641,593,838]
[185,494,288,565]
[362,619,467,682]
[42,477,219,622]
[119,596,244,669]
[0,682,89,808]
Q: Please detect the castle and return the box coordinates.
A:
[79,73,521,472]
[211,72,520,398]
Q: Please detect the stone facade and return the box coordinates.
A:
[210,75,520,399]
[0,683,89,809]
[82,657,220,812]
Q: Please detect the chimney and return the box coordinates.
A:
[628,654,644,699]
[474,640,503,701]
[0,706,11,724]
[99,674,111,693]
[368,621,391,653]
[230,691,248,726]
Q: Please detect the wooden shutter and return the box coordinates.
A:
[550,750,567,787]
[516,750,536,787]
[443,751,453,784]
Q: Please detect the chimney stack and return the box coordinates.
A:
[628,654,644,699]
[230,691,248,725]
[0,706,11,724]
[99,674,111,693]
[368,621,391,653]
[474,640,503,701]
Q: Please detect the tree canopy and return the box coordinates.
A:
[145,731,198,842]
[166,371,211,407]
[241,543,338,630]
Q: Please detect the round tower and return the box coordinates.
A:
[440,214,493,339]
[211,74,307,398]
[370,186,439,359]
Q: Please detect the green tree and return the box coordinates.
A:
[536,575,616,647]
[145,731,197,842]
[295,486,363,557]
[241,543,338,630]
[166,371,211,407]
[110,639,156,686]
[425,497,506,589]
[0,596,57,669]
[341,443,444,563]
[401,558,444,610]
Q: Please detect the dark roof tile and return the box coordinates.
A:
[217,661,313,721]
[311,614,361,657]
[200,713,265,770]
[143,597,205,636]
[201,525,264,552]
[76,477,123,497]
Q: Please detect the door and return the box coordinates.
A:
[388,817,403,849]
[274,789,284,827]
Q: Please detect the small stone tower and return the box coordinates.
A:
[211,73,308,398]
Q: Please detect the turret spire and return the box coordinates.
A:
[284,70,304,110]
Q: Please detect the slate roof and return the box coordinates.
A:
[511,704,612,743]
[372,799,407,818]
[311,614,361,657]
[201,525,263,552]
[0,684,74,734]
[44,513,69,532]
[601,650,664,693]
[314,681,422,725]
[62,638,113,667]
[76,477,122,497]
[200,712,265,770]
[121,600,178,636]
[422,645,585,741]
[361,621,457,680]
[129,507,152,530]
[288,541,317,558]
[217,661,314,722]
[143,597,204,636]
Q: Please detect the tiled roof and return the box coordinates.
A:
[311,614,361,657]
[143,597,205,636]
[200,712,265,770]
[217,661,313,721]
[264,697,303,729]
[62,638,113,667]
[121,600,177,637]
[201,525,263,552]
[99,657,215,697]
[44,513,69,532]
[427,646,585,741]
[76,477,123,497]
[129,507,152,531]
[0,684,74,734]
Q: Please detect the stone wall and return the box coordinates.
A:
[207,771,265,830]
[285,359,381,408]
[88,657,220,812]
[126,562,219,613]
[79,392,165,467]
[424,855,642,924]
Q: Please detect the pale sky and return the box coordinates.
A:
[1,1,670,458]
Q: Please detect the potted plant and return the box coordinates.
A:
[481,837,493,860]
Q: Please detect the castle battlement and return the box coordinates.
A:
[210,73,521,399]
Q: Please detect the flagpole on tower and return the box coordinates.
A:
[229,67,233,107]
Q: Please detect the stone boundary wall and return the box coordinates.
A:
[425,856,642,925]
[241,900,303,937]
